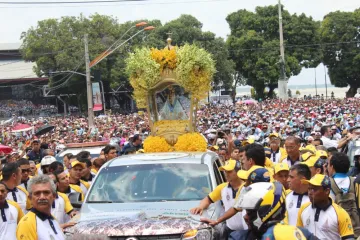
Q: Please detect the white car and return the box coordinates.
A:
[55,141,108,162]
[65,152,227,240]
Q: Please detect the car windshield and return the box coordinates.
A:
[87,163,212,203]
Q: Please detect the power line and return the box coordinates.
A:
[0,0,228,8]
[0,0,148,4]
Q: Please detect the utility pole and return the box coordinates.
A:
[84,34,95,128]
[315,68,318,97]
[278,0,288,100]
[324,65,328,99]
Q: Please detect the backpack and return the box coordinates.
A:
[330,177,360,237]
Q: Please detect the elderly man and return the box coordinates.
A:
[16,175,65,240]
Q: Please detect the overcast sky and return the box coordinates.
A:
[1,0,359,86]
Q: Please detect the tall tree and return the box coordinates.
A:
[226,5,321,99]
[156,15,235,91]
[320,9,360,97]
[21,14,161,108]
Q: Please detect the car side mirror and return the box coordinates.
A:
[68,192,83,209]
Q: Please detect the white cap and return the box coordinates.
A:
[41,156,56,166]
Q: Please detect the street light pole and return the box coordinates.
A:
[278,0,288,100]
[84,34,95,128]
[315,68,318,97]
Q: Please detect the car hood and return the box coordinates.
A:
[67,201,214,237]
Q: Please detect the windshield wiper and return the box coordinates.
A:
[87,201,114,203]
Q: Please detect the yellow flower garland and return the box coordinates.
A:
[174,133,207,152]
[143,136,172,153]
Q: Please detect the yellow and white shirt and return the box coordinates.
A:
[19,177,32,190]
[284,191,310,226]
[51,192,73,224]
[63,185,85,202]
[16,208,65,240]
[297,199,354,240]
[6,186,31,214]
[69,179,90,196]
[208,182,247,231]
[0,200,24,240]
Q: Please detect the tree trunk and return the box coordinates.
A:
[346,85,358,98]
[254,86,265,100]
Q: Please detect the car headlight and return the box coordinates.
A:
[181,228,212,240]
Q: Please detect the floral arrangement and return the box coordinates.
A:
[174,133,207,152]
[126,48,160,108]
[150,48,177,71]
[125,44,215,107]
[143,136,172,153]
[175,44,216,102]
[143,133,207,153]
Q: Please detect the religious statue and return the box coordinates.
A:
[159,86,187,120]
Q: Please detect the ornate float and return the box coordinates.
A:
[126,37,215,152]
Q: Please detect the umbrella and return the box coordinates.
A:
[0,144,12,154]
[12,123,33,133]
[35,125,55,136]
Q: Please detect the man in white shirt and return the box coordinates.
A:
[320,126,338,149]
[284,164,311,226]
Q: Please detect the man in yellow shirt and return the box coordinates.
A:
[297,174,355,240]
[16,175,65,240]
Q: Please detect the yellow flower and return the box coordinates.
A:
[174,133,207,152]
[150,48,177,71]
[143,136,173,153]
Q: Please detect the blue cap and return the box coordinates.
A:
[248,167,271,183]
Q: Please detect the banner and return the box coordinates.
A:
[92,82,103,111]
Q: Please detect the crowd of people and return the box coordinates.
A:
[0,100,57,118]
[0,97,360,239]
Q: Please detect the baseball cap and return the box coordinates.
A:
[233,139,241,147]
[219,159,241,171]
[301,155,319,168]
[317,150,328,158]
[243,137,255,146]
[71,160,86,169]
[210,145,219,150]
[274,162,289,174]
[301,174,331,189]
[237,170,248,180]
[269,133,280,139]
[41,156,56,166]
[247,166,271,183]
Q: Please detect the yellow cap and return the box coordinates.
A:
[305,145,316,154]
[211,145,219,150]
[70,160,85,169]
[317,150,328,158]
[301,152,316,161]
[242,138,255,146]
[237,170,248,180]
[301,174,331,188]
[301,155,318,167]
[219,159,240,171]
[269,133,280,139]
[274,162,289,174]
[265,157,274,168]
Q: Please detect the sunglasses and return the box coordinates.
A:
[21,169,31,173]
